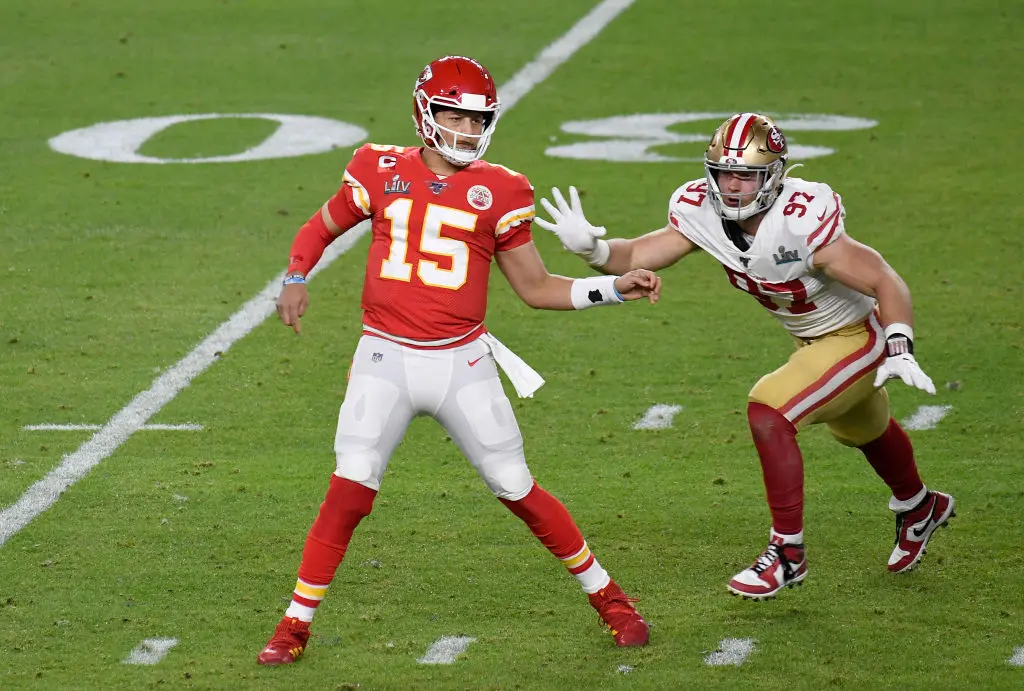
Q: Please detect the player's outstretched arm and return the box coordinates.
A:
[814,235,936,394]
[276,202,351,334]
[534,186,695,274]
[495,241,661,311]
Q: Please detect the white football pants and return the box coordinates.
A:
[333,335,533,500]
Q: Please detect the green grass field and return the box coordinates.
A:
[2,0,1023,688]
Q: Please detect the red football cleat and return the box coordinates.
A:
[256,616,311,666]
[588,580,650,647]
[888,490,955,573]
[727,530,807,600]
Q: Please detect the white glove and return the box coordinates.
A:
[873,353,936,393]
[534,186,610,265]
[872,323,936,394]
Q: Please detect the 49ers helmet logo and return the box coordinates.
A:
[766,126,786,154]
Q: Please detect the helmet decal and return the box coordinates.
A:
[415,65,432,88]
[766,126,786,154]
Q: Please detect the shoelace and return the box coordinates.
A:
[751,543,782,574]
[893,514,904,545]
[596,592,641,630]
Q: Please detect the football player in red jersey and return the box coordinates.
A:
[257,56,658,666]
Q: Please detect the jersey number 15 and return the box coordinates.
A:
[380,199,477,290]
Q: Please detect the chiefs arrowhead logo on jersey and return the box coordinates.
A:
[467,184,493,210]
[766,126,786,154]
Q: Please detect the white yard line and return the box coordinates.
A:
[1009,646,1024,667]
[0,1,637,547]
[498,0,635,111]
[23,423,203,432]
[417,636,477,665]
[122,637,179,665]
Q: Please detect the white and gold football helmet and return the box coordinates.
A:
[704,113,788,221]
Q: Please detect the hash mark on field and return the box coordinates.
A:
[0,1,636,547]
[417,636,476,665]
[123,637,178,665]
[901,404,952,431]
[633,404,683,430]
[1009,646,1024,666]
[23,423,203,432]
[704,637,756,666]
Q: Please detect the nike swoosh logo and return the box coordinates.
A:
[816,208,828,222]
[910,519,932,539]
[467,356,486,367]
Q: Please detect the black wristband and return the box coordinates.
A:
[885,333,913,357]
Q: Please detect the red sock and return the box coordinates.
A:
[857,418,924,501]
[500,483,585,560]
[297,474,377,586]
[747,402,804,535]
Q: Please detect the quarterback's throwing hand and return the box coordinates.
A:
[277,282,309,335]
[535,186,606,256]
[873,353,936,394]
[614,269,661,304]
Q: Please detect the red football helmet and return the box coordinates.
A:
[412,56,501,166]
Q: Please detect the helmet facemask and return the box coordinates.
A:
[703,113,789,221]
[704,158,786,221]
[414,91,499,166]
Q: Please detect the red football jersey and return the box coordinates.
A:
[324,144,535,345]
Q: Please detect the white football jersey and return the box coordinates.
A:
[668,176,874,338]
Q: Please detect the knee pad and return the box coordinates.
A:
[334,446,383,489]
[333,375,400,490]
[475,444,532,500]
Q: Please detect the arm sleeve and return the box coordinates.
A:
[286,209,339,276]
[286,146,375,275]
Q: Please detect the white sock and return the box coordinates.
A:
[771,527,804,545]
[561,542,611,594]
[889,486,928,513]
[284,601,318,623]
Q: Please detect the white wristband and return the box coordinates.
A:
[884,322,913,341]
[582,239,611,268]
[570,275,623,310]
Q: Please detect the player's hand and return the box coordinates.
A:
[535,186,606,256]
[614,269,661,304]
[873,353,936,394]
[276,283,309,334]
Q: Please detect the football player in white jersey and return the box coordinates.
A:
[535,113,954,600]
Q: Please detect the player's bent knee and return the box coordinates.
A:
[334,447,384,490]
[747,401,797,440]
[478,452,533,500]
